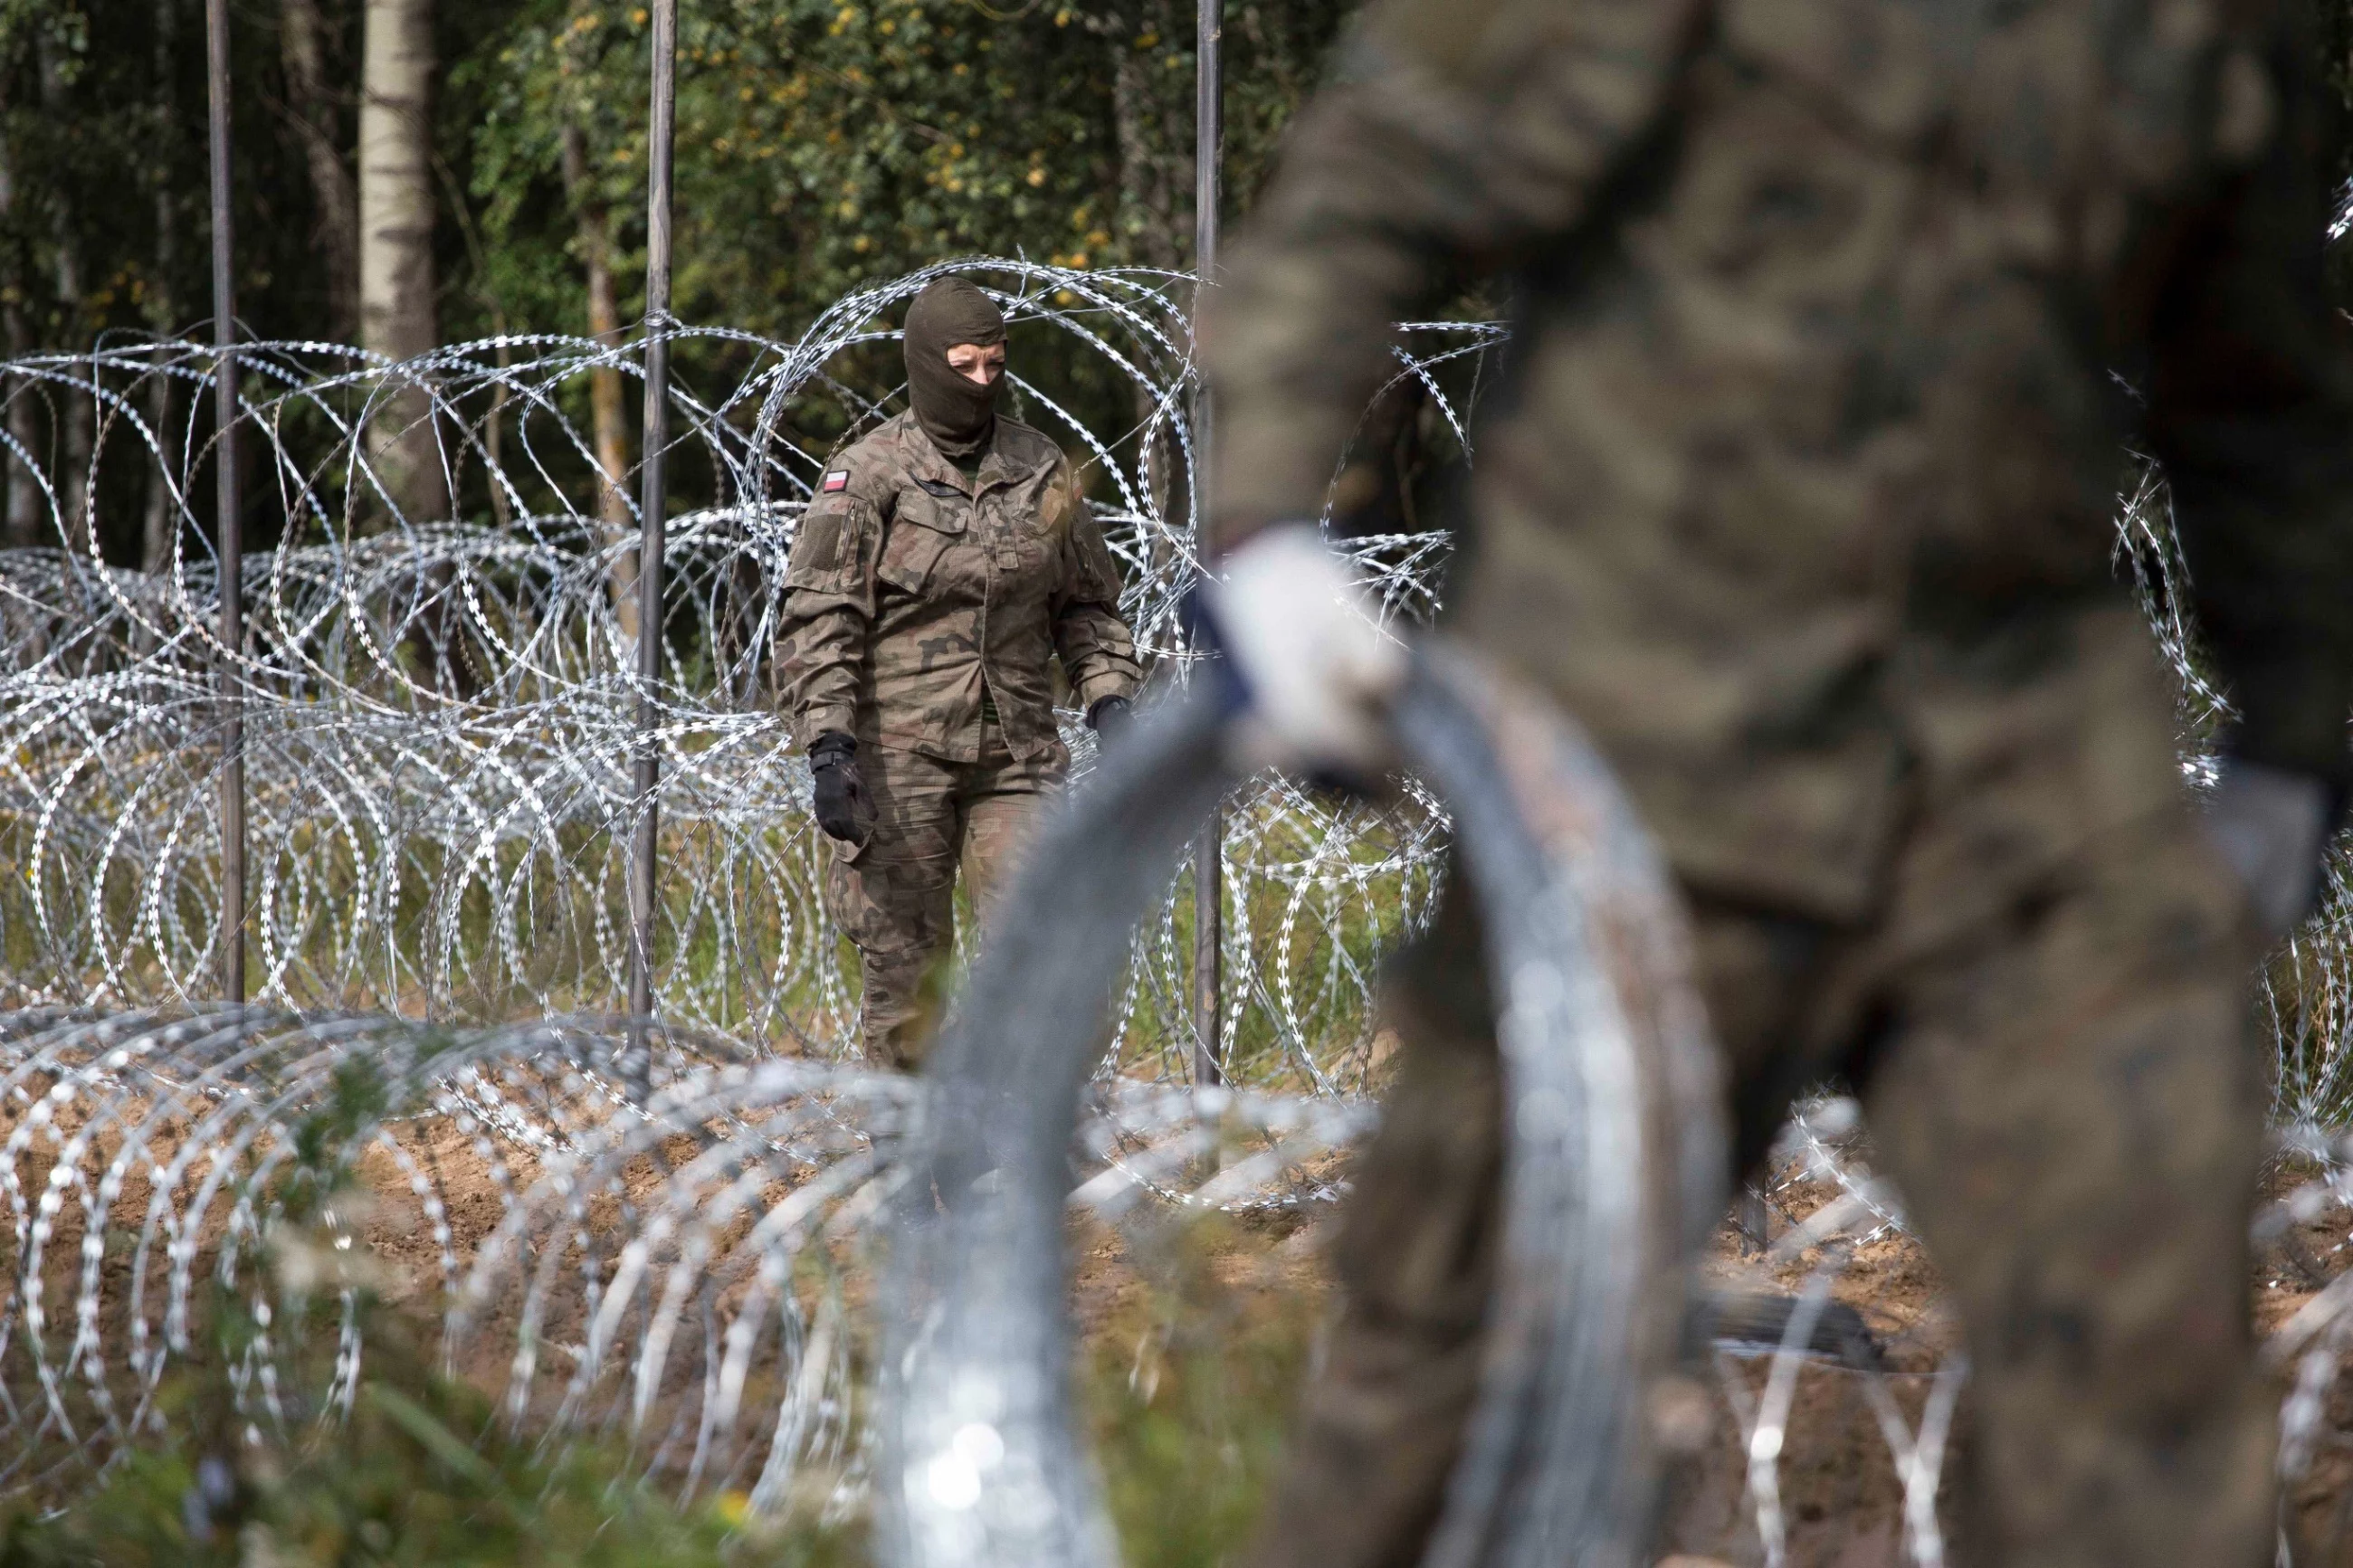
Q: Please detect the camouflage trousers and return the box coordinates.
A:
[1243,610,2274,1568]
[824,729,1062,1069]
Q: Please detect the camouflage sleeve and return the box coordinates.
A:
[778,470,883,744]
[1202,0,1703,552]
[2141,20,2353,791]
[1047,459,1142,710]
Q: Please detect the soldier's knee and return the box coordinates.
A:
[854,941,957,1070]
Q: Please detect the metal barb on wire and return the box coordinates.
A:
[205,0,244,1006]
[1189,0,1225,1089]
[627,0,680,1102]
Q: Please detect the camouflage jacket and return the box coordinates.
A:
[1205,0,2353,920]
[779,411,1140,765]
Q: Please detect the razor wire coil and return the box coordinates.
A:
[0,260,1469,1089]
[5,261,2353,1563]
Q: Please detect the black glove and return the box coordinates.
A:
[1087,694,1133,745]
[809,731,875,844]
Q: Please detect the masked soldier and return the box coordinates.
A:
[781,276,1141,1068]
[1196,0,2353,1563]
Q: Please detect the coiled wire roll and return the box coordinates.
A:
[882,637,1726,1568]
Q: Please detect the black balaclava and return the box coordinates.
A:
[902,277,1006,461]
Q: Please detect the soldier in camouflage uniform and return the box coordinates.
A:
[781,277,1141,1068]
[1196,0,2353,1562]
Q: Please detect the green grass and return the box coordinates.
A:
[1085,1214,1324,1568]
[0,1052,1329,1568]
[0,1061,866,1567]
[0,1372,853,1567]
[0,1217,1322,1568]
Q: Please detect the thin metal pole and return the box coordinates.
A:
[626,0,677,1098]
[1190,0,1224,1088]
[205,0,244,1005]
[1737,1185,1770,1256]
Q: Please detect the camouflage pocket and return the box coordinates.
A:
[878,490,967,594]
[785,494,876,595]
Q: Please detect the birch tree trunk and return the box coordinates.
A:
[358,0,441,528]
[282,0,361,342]
[560,118,638,641]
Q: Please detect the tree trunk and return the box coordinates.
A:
[281,0,361,342]
[1106,0,1191,273]
[1092,5,1186,541]
[1,303,33,551]
[560,118,638,641]
[0,73,33,552]
[35,33,92,559]
[358,0,441,527]
[143,0,184,573]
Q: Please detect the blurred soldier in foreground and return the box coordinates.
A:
[1198,0,2353,1562]
[781,277,1140,1068]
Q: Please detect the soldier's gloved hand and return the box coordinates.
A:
[1196,523,1405,774]
[1086,694,1133,745]
[809,731,876,844]
[2203,756,2337,939]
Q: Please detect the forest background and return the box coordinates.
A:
[0,0,1353,567]
[15,0,2353,573]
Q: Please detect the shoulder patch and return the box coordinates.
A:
[822,470,851,493]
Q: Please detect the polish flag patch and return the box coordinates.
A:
[821,470,851,493]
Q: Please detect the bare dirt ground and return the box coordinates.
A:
[1061,1172,1967,1568]
[16,1090,2353,1565]
[1068,1158,2353,1568]
[1663,1178,1966,1566]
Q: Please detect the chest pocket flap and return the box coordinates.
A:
[877,485,970,594]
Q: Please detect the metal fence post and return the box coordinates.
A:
[626,0,678,1099]
[1190,0,1224,1088]
[205,0,244,1006]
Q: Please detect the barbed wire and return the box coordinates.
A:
[5,261,2353,1562]
[0,259,1473,1093]
[0,1005,1367,1513]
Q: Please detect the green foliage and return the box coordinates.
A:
[0,1364,859,1565]
[0,1014,868,1566]
[458,0,1355,343]
[0,0,1356,353]
[0,1215,1321,1568]
[1084,1213,1322,1568]
[0,0,1358,565]
[0,1007,1327,1566]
